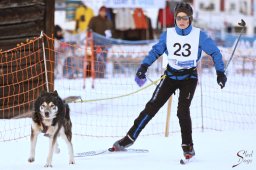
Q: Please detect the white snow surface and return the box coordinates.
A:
[0,130,255,170]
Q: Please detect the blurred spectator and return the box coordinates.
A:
[75,2,94,33]
[54,25,64,40]
[54,25,65,79]
[54,25,74,79]
[133,8,148,30]
[88,6,113,78]
[157,2,174,30]
[88,6,113,37]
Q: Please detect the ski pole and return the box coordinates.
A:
[224,19,246,73]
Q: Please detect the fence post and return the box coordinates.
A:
[90,31,95,89]
[40,31,49,92]
[165,96,173,137]
[199,60,204,132]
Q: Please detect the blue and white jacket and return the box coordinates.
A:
[141,24,225,80]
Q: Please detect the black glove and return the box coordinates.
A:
[217,71,227,89]
[136,64,148,79]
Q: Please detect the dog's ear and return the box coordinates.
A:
[53,90,58,96]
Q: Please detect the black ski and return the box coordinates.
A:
[75,148,149,157]
[180,157,194,165]
[180,159,188,165]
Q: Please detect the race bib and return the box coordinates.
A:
[166,27,200,70]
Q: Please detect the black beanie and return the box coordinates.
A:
[174,2,193,24]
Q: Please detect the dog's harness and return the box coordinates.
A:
[42,123,53,137]
[41,123,49,133]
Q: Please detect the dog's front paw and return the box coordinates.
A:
[28,157,35,163]
[44,163,53,168]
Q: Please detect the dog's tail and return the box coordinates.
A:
[63,96,82,103]
[64,103,71,120]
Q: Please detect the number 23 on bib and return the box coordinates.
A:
[166,27,200,70]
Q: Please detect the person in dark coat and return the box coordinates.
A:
[88,6,112,36]
[88,6,113,78]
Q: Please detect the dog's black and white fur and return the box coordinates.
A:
[28,90,75,167]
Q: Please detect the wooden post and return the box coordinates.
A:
[45,0,55,91]
[165,96,173,137]
[90,32,95,89]
[83,31,89,89]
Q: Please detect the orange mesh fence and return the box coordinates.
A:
[0,37,47,119]
[0,35,54,141]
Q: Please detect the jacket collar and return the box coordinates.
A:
[174,24,192,36]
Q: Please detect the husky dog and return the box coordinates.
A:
[28,90,75,167]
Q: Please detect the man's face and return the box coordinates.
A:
[99,9,106,18]
[176,12,190,29]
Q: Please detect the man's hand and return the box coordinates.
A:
[217,71,227,89]
[135,65,148,87]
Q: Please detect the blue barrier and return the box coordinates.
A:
[92,32,157,46]
[89,31,256,48]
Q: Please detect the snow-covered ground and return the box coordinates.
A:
[0,130,255,170]
[1,72,255,169]
[1,71,255,170]
[1,67,256,169]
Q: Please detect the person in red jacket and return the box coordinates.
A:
[157,3,175,29]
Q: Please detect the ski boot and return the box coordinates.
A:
[182,144,195,159]
[110,135,134,152]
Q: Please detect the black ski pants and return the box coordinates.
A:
[127,76,198,145]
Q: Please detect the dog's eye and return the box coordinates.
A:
[40,105,45,111]
[51,105,57,111]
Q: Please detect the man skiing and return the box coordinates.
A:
[111,2,227,160]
